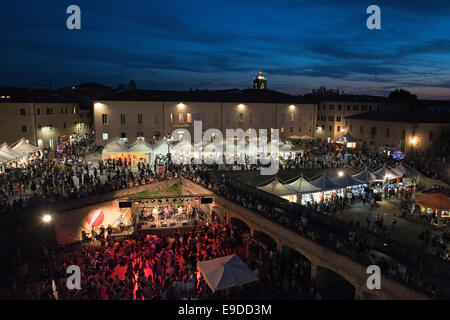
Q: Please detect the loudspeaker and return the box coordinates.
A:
[119,201,132,208]
[136,222,142,230]
[182,222,188,226]
[201,197,213,204]
[150,224,156,229]
[161,223,167,227]
[170,222,176,227]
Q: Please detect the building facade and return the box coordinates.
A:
[344,112,450,155]
[93,90,317,146]
[0,101,83,148]
[314,96,386,141]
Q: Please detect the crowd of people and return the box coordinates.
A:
[182,168,447,299]
[2,138,449,300]
[11,221,325,300]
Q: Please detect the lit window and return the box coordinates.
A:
[102,133,108,140]
[178,113,184,123]
[102,114,108,125]
[187,113,192,122]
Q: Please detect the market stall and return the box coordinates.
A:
[127,138,152,167]
[303,173,346,204]
[336,133,361,148]
[101,137,128,162]
[416,193,450,224]
[10,138,41,156]
[257,177,298,202]
[285,175,320,204]
[331,170,368,199]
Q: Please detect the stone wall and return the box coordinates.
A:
[181,177,429,300]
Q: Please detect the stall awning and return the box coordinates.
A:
[336,133,361,143]
[310,173,344,191]
[286,175,321,193]
[128,138,153,153]
[372,165,402,181]
[416,193,450,211]
[390,163,421,178]
[152,138,172,155]
[102,137,128,153]
[10,138,41,154]
[258,177,297,196]
[197,254,258,293]
[352,168,379,183]
[331,170,366,187]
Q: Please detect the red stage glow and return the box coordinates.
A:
[87,209,104,227]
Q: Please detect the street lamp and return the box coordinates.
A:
[410,137,418,156]
[42,214,52,223]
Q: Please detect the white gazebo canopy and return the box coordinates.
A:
[152,138,172,156]
[286,175,321,194]
[128,138,152,154]
[197,254,258,293]
[102,138,128,153]
[10,138,41,154]
[258,177,297,196]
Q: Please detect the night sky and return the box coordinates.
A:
[1,0,450,99]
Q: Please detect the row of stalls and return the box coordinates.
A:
[0,138,42,169]
[101,137,304,167]
[257,162,422,206]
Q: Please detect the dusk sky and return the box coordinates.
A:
[1,0,450,99]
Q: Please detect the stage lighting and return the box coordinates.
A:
[158,199,162,203]
[173,199,177,203]
[42,214,52,223]
[166,199,169,202]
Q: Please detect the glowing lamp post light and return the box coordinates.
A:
[410,136,418,156]
[338,171,344,177]
[42,214,52,223]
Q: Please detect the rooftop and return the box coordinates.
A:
[97,88,316,104]
[345,111,450,124]
[0,86,78,103]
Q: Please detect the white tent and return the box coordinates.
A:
[331,170,366,188]
[310,173,344,191]
[128,138,152,153]
[258,177,297,196]
[127,138,152,165]
[11,138,40,154]
[297,135,314,141]
[372,165,402,181]
[197,254,259,293]
[152,138,172,156]
[0,143,21,163]
[352,168,379,184]
[1,143,23,158]
[390,163,421,178]
[101,138,128,160]
[286,175,321,194]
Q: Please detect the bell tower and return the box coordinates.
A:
[253,71,267,90]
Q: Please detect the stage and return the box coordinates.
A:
[54,194,213,245]
[131,195,204,233]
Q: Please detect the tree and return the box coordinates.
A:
[388,89,421,111]
[388,89,418,101]
[431,131,450,158]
